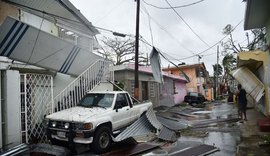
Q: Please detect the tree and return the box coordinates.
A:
[99,37,148,65]
[212,64,223,77]
[222,53,236,81]
[222,24,267,53]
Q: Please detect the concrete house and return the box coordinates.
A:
[114,64,187,107]
[163,63,213,101]
[232,0,270,116]
[0,0,113,149]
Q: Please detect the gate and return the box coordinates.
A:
[20,73,53,143]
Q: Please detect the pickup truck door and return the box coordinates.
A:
[112,93,132,130]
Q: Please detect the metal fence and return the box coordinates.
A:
[20,73,53,143]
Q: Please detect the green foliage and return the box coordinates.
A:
[212,64,223,76]
[113,81,125,91]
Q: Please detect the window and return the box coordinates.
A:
[116,93,129,107]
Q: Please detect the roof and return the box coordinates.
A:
[244,0,270,30]
[4,0,99,35]
[113,64,187,82]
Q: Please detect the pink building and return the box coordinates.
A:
[114,64,188,107]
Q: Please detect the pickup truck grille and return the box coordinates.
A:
[49,121,68,129]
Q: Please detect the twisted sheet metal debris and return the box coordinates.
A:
[146,106,163,129]
[114,115,155,142]
[114,107,178,142]
[158,126,177,142]
[157,116,189,131]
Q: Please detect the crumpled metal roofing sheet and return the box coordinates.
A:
[158,126,177,142]
[146,106,163,130]
[114,115,155,142]
[157,116,189,131]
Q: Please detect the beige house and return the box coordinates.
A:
[234,0,270,116]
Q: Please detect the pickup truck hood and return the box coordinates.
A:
[46,106,108,123]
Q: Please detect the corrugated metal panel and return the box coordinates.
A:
[5,0,99,35]
[231,66,264,102]
[157,116,188,131]
[146,107,163,130]
[158,126,177,142]
[114,115,156,142]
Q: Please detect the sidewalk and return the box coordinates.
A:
[237,108,270,155]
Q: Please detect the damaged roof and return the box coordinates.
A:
[3,0,99,35]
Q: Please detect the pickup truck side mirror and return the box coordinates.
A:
[115,102,122,112]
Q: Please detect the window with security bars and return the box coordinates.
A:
[150,82,156,97]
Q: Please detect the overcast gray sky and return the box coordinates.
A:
[70,0,248,75]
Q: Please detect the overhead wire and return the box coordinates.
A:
[164,0,211,48]
[141,3,154,46]
[142,0,206,9]
[140,5,195,55]
[94,0,127,24]
[179,19,243,60]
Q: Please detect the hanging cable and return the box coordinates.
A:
[141,4,154,46]
[142,0,206,9]
[165,0,215,51]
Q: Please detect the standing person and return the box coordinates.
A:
[236,84,247,121]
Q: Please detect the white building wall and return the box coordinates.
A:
[20,11,58,36]
[53,73,76,97]
[2,70,21,148]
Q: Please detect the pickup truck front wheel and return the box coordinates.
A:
[93,126,112,154]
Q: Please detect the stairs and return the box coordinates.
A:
[47,59,113,114]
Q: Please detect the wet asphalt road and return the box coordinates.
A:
[77,101,242,155]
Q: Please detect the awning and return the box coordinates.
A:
[231,66,264,102]
[3,0,99,35]
[0,16,103,76]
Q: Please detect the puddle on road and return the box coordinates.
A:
[178,131,241,156]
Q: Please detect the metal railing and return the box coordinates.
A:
[47,59,113,114]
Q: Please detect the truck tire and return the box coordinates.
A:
[93,126,112,154]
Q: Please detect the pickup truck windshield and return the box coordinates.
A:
[78,93,114,108]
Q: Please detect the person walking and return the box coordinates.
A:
[236,84,247,121]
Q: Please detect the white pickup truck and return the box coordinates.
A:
[45,91,152,153]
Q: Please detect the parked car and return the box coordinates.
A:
[45,91,152,154]
[184,92,206,105]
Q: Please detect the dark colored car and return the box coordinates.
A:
[184,92,206,104]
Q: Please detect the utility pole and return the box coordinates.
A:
[197,55,202,64]
[216,45,219,99]
[134,0,140,100]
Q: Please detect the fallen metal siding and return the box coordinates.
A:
[157,116,189,131]
[146,107,163,130]
[114,115,155,142]
[158,126,177,142]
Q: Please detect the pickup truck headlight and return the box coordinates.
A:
[52,121,57,127]
[64,123,70,129]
